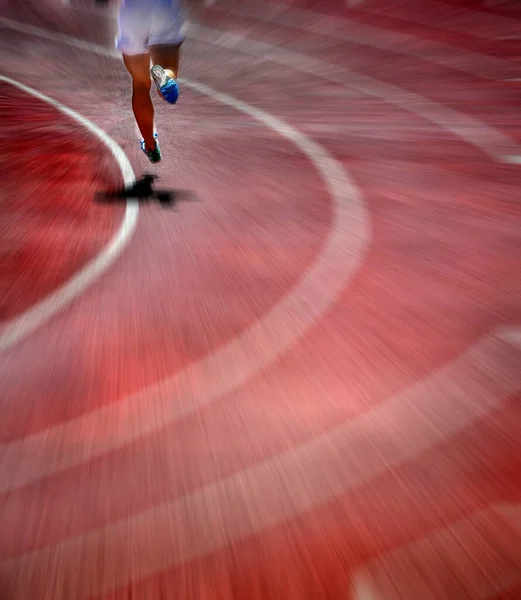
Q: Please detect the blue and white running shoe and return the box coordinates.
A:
[150,65,179,104]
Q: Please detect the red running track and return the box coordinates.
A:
[1,0,521,598]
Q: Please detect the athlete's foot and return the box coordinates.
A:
[150,64,179,104]
[141,133,162,163]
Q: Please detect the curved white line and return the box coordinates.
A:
[351,503,521,600]
[0,18,369,489]
[187,23,521,162]
[0,76,138,351]
[216,2,518,81]
[3,330,521,596]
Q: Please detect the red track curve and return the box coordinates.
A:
[1,0,521,597]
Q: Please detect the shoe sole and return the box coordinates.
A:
[150,65,179,104]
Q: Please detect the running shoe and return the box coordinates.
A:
[141,132,161,163]
[150,64,179,104]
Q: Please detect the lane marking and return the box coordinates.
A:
[0,76,138,352]
[497,326,521,347]
[189,22,521,163]
[0,16,369,488]
[214,2,518,81]
[351,504,521,600]
[3,331,521,596]
[502,155,521,164]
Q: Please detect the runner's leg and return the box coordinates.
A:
[122,53,156,151]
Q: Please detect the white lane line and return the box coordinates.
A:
[214,2,518,81]
[2,331,521,596]
[351,504,521,600]
[60,3,521,161]
[497,326,521,347]
[0,76,138,352]
[187,23,521,164]
[0,16,369,489]
[502,155,521,164]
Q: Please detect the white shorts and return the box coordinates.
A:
[116,0,187,56]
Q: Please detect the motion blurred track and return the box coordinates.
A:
[1,0,521,598]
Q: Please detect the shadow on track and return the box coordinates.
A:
[95,174,197,208]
